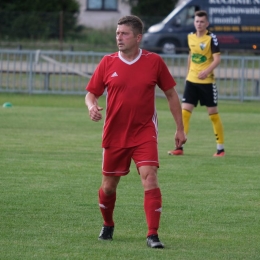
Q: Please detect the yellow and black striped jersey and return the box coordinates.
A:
[187,30,220,83]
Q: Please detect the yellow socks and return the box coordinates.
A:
[209,113,224,145]
[182,109,191,135]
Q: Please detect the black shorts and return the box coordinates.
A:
[182,80,218,107]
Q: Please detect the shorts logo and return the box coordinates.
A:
[213,83,218,104]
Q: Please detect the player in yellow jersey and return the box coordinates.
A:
[168,10,225,157]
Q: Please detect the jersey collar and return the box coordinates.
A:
[118,49,142,65]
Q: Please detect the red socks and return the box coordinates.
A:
[144,188,162,237]
[98,188,116,227]
[98,187,162,236]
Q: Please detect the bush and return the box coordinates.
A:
[0,0,79,39]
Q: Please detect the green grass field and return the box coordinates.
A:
[1,93,260,260]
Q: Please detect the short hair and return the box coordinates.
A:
[117,15,144,35]
[195,10,208,20]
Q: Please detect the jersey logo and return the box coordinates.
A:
[200,43,206,50]
[111,72,118,77]
[191,53,207,64]
[211,33,219,46]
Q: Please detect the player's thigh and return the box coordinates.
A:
[132,141,159,169]
[199,83,218,107]
[132,141,159,190]
[102,147,133,177]
[182,81,199,106]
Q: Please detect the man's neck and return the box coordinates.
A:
[120,48,140,62]
[196,30,207,38]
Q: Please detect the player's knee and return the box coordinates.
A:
[141,171,159,190]
[101,176,120,195]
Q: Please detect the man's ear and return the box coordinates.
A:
[137,34,142,43]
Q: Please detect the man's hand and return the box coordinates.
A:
[198,70,208,80]
[88,105,103,122]
[175,130,187,148]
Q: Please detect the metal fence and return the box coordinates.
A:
[1,49,260,101]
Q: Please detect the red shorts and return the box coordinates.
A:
[102,141,159,177]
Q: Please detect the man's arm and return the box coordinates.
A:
[85,92,103,122]
[186,53,191,75]
[164,87,187,148]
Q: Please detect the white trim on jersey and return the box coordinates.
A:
[118,49,142,65]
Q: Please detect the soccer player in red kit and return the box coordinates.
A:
[85,15,186,249]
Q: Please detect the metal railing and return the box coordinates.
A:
[1,49,260,101]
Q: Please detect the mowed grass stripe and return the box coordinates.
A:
[0,94,259,259]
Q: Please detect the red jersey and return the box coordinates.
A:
[86,49,176,148]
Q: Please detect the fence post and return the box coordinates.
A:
[239,57,245,102]
[44,73,50,91]
[27,51,34,94]
[59,11,63,51]
[254,80,259,96]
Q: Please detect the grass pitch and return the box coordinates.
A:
[0,94,260,259]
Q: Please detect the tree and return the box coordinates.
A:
[127,0,178,30]
[129,0,177,17]
[0,0,79,39]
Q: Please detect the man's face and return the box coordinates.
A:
[116,24,142,52]
[194,16,209,33]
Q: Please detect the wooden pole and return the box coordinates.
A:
[59,11,63,51]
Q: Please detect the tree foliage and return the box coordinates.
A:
[129,0,178,16]
[127,0,178,30]
[0,0,79,39]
